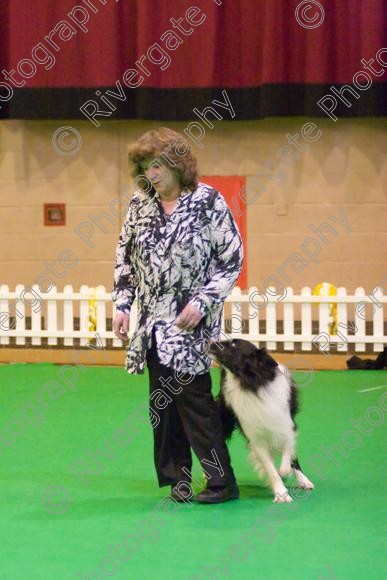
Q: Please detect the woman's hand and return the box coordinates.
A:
[175,304,202,331]
[113,311,130,340]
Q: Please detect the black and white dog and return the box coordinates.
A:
[208,339,314,503]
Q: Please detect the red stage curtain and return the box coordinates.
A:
[0,0,386,119]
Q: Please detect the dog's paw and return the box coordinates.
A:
[273,491,293,503]
[298,480,314,490]
[296,476,315,490]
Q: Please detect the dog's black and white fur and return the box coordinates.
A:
[209,339,314,503]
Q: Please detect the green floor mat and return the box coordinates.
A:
[0,364,386,579]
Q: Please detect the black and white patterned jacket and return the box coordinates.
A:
[112,182,243,375]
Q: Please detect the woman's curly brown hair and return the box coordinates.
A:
[128,127,199,195]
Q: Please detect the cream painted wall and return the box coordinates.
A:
[0,118,386,295]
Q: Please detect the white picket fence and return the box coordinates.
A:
[0,284,385,353]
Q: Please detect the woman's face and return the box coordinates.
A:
[141,157,181,197]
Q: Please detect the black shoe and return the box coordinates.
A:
[170,484,193,502]
[194,483,240,504]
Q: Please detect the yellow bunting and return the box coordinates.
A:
[312,282,338,335]
[88,288,97,332]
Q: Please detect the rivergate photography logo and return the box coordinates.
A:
[79,3,217,125]
[0,0,122,112]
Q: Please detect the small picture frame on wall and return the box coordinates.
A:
[44,203,66,226]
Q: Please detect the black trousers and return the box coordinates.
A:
[145,327,236,489]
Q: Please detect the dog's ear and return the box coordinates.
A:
[246,349,278,375]
[241,348,278,390]
[246,349,263,373]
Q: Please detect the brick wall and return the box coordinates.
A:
[0,118,386,294]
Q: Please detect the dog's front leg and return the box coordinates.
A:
[291,458,315,490]
[279,452,292,478]
[279,441,295,478]
[249,444,292,503]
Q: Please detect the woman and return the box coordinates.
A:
[112,127,243,503]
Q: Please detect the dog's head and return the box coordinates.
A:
[208,339,278,391]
